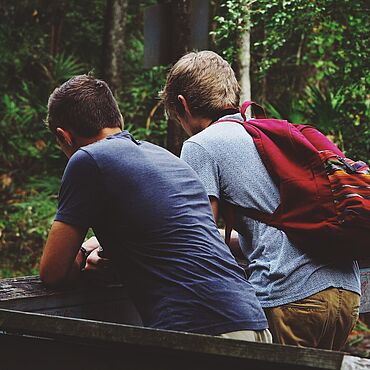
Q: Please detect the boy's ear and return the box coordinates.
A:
[56,127,73,147]
[177,95,191,116]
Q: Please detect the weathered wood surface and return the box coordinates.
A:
[1,276,369,369]
[0,275,142,325]
[1,309,369,370]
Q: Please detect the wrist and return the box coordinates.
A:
[79,246,91,271]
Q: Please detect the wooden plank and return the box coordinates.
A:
[2,309,369,370]
[1,277,369,369]
[0,275,52,300]
[0,276,142,325]
[0,275,125,302]
[0,333,300,370]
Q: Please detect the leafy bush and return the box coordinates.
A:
[251,0,369,162]
[0,175,59,277]
[119,65,168,147]
[211,0,252,64]
[0,52,84,277]
[345,320,370,358]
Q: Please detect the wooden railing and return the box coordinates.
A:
[0,276,369,370]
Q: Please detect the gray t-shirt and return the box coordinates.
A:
[181,115,360,308]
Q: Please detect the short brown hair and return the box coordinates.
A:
[47,74,123,137]
[161,51,240,120]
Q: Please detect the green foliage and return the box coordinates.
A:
[251,0,369,161]
[212,0,253,64]
[345,320,370,358]
[251,1,321,74]
[304,85,346,145]
[41,53,86,87]
[62,0,106,68]
[0,175,59,277]
[1,83,49,173]
[264,99,305,124]
[119,65,168,147]
[0,53,85,177]
[0,32,84,277]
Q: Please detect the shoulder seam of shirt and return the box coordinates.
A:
[183,139,220,169]
[79,148,99,165]
[183,139,223,199]
[77,148,105,186]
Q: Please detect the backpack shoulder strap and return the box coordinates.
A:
[241,101,267,120]
[215,101,268,245]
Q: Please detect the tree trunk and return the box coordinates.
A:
[238,28,251,104]
[209,0,220,49]
[234,2,251,109]
[260,24,267,103]
[102,0,128,95]
[49,1,68,56]
[166,0,191,156]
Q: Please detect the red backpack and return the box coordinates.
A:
[216,101,370,261]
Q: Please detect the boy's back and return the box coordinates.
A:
[56,131,268,334]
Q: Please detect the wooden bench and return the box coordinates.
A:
[0,276,369,370]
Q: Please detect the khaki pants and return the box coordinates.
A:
[220,329,272,343]
[264,287,360,350]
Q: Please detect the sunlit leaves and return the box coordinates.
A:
[212,0,253,64]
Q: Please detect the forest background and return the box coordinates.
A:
[0,0,369,278]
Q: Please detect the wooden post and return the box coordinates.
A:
[166,0,191,156]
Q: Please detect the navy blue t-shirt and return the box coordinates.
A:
[55,131,267,334]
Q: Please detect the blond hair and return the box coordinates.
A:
[161,50,240,120]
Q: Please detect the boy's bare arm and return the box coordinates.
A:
[209,196,244,259]
[39,221,87,286]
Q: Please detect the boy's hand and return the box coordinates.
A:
[82,236,101,253]
[84,247,110,272]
